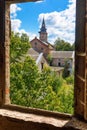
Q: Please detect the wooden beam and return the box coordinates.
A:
[0,0,5,47]
[75,0,87,120]
[5,0,42,4]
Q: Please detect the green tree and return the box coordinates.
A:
[10,32,74,114]
[10,32,30,64]
[62,60,71,78]
[57,81,74,114]
[47,54,53,65]
[65,75,74,85]
[10,56,40,106]
[54,38,74,51]
[71,43,75,50]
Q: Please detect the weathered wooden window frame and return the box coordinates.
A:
[0,0,87,121]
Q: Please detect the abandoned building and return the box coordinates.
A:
[29,18,74,74]
[50,51,74,67]
[0,0,87,129]
[27,47,48,71]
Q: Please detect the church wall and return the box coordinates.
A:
[30,38,49,55]
[39,33,47,42]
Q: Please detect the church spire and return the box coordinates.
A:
[39,18,48,42]
[40,18,47,33]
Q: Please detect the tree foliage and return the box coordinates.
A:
[10,32,30,64]
[10,56,40,106]
[10,32,74,114]
[62,60,71,78]
[54,38,74,51]
[47,54,53,65]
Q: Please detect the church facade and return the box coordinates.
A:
[30,18,54,56]
[29,18,74,74]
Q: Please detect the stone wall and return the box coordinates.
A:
[30,37,50,55]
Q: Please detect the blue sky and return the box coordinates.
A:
[10,0,76,44]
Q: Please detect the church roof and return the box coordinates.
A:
[26,48,40,61]
[27,48,40,55]
[38,38,48,46]
[26,48,48,66]
[30,37,54,49]
[30,37,48,46]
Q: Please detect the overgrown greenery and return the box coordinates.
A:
[47,54,53,65]
[62,60,71,78]
[10,32,30,64]
[54,38,75,51]
[10,32,74,114]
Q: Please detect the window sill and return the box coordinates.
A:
[2,104,72,119]
[0,108,69,128]
[0,104,86,129]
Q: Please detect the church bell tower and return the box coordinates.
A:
[39,18,48,42]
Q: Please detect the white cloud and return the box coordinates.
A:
[10,4,36,40]
[35,0,45,3]
[10,4,21,19]
[11,19,22,32]
[28,32,37,41]
[10,0,76,44]
[10,4,23,33]
[38,0,76,44]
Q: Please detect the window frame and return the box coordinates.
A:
[0,0,87,121]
